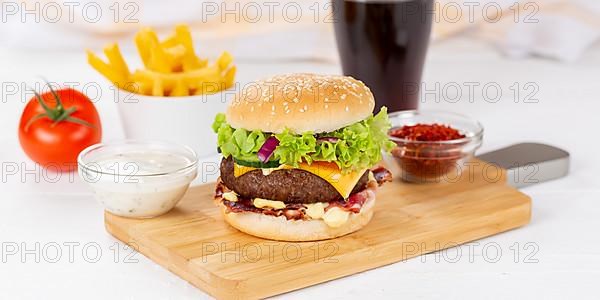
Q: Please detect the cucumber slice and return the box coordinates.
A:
[234,157,281,168]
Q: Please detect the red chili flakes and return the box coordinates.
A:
[389,123,466,142]
[389,124,467,183]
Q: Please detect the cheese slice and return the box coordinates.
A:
[233,161,366,199]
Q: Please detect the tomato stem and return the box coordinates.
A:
[25,83,95,131]
[64,116,95,128]
[51,107,77,126]
[30,89,54,116]
[45,80,64,110]
[24,112,49,132]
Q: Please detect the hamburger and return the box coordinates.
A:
[212,73,394,241]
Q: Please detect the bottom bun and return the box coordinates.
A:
[220,192,376,242]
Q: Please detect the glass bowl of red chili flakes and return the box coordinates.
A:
[384,110,483,183]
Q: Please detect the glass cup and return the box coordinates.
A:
[333,0,434,112]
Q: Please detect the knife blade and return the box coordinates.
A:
[476,142,570,188]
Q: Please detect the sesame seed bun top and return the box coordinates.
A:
[225,73,375,133]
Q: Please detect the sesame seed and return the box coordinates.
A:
[345,106,349,112]
[250,106,255,112]
[299,108,305,113]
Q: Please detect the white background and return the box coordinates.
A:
[1,37,600,299]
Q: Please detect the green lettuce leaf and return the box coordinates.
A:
[212,114,266,161]
[273,129,316,166]
[212,107,395,172]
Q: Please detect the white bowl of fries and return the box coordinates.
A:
[115,90,229,158]
[87,24,236,158]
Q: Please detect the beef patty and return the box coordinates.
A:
[219,157,369,203]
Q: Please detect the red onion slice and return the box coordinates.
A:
[257,136,280,163]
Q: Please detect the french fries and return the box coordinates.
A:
[87,24,236,97]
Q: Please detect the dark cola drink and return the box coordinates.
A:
[333,0,434,112]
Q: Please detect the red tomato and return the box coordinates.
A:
[18,87,102,171]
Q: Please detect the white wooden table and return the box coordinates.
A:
[1,38,599,299]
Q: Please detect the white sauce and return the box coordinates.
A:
[79,150,197,218]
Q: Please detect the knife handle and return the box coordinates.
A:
[476,143,570,188]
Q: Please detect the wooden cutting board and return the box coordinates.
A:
[105,159,531,299]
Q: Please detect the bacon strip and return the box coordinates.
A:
[326,189,368,213]
[222,197,306,220]
[372,165,393,186]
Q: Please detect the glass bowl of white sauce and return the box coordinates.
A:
[78,140,198,218]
